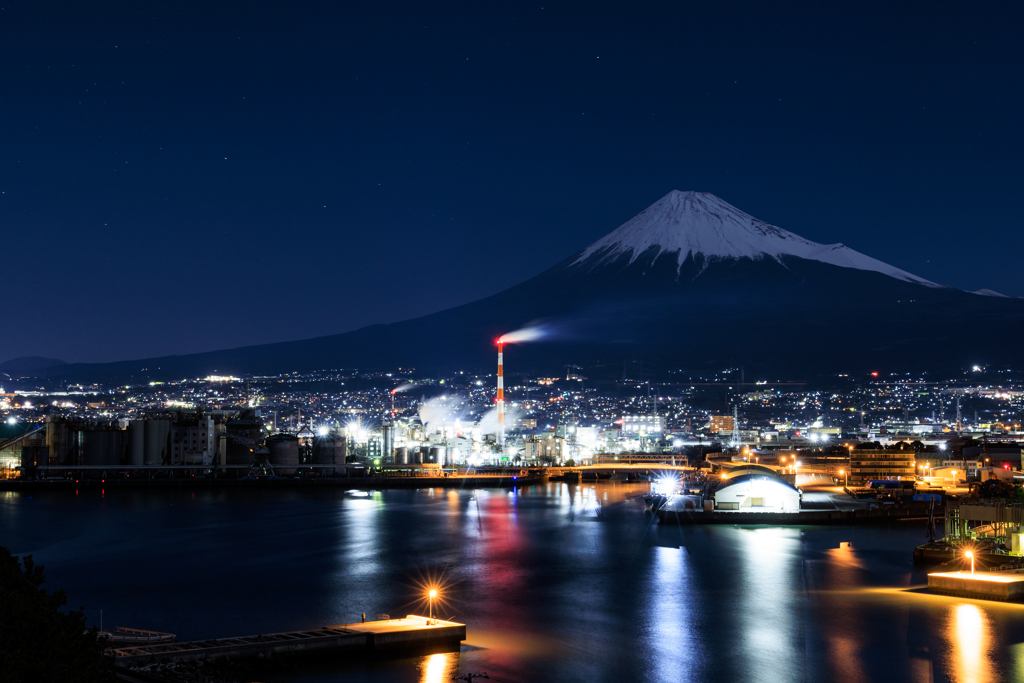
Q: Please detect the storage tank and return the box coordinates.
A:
[312,435,335,465]
[144,420,171,466]
[81,430,126,469]
[332,436,348,475]
[266,434,299,476]
[128,421,145,466]
[395,447,409,465]
[46,420,76,466]
[382,424,395,464]
[428,446,445,465]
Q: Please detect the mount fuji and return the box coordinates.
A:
[573,191,938,287]
[26,191,1024,380]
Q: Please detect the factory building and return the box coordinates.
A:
[367,436,382,463]
[170,415,216,466]
[714,471,802,511]
[523,435,564,464]
[708,415,735,434]
[622,415,665,437]
[962,443,1022,470]
[0,423,44,477]
[226,415,264,466]
[848,446,916,484]
[445,436,471,464]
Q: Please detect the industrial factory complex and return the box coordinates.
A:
[2,360,1024,487]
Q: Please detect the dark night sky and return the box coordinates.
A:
[2,1,1021,364]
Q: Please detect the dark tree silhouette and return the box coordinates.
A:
[0,547,113,683]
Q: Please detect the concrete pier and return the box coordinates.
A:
[657,504,938,525]
[108,615,465,665]
[927,572,1024,601]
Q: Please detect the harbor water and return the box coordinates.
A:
[4,482,1024,682]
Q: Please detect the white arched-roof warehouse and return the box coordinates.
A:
[722,464,780,480]
[715,473,801,511]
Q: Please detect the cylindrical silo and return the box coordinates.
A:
[331,436,348,476]
[382,424,395,464]
[128,421,145,466]
[81,430,125,476]
[267,434,299,476]
[145,420,171,466]
[312,435,334,465]
[395,447,409,465]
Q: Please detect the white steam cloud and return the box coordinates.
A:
[499,324,548,344]
[476,404,525,438]
[392,382,415,394]
[418,395,467,431]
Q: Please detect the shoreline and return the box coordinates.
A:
[0,473,548,491]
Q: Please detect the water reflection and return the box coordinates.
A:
[17,486,1024,683]
[738,527,802,683]
[643,545,697,679]
[341,496,380,576]
[946,603,994,683]
[420,651,459,683]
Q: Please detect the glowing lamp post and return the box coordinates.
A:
[965,550,975,575]
[839,469,847,488]
[429,589,437,623]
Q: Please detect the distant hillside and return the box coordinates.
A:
[0,356,67,377]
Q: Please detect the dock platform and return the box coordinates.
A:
[927,571,1024,601]
[107,615,465,665]
[658,505,938,525]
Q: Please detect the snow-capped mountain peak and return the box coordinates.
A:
[572,190,940,287]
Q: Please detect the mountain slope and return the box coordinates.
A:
[33,191,1024,381]
[0,356,68,377]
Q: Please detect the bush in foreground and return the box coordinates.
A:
[0,546,114,683]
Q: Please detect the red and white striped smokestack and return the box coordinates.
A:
[497,340,505,450]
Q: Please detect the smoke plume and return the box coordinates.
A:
[499,324,548,344]
[418,395,467,430]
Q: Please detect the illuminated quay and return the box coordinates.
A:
[109,615,466,665]
[928,571,1024,602]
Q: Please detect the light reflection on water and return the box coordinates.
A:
[738,527,802,683]
[642,545,697,680]
[420,652,458,683]
[947,603,993,683]
[9,484,1024,682]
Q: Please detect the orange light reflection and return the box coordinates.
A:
[947,603,994,683]
[421,652,458,683]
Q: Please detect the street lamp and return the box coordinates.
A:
[965,550,975,575]
[839,469,847,488]
[429,589,437,623]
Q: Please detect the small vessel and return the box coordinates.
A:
[643,492,668,511]
[99,627,176,645]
